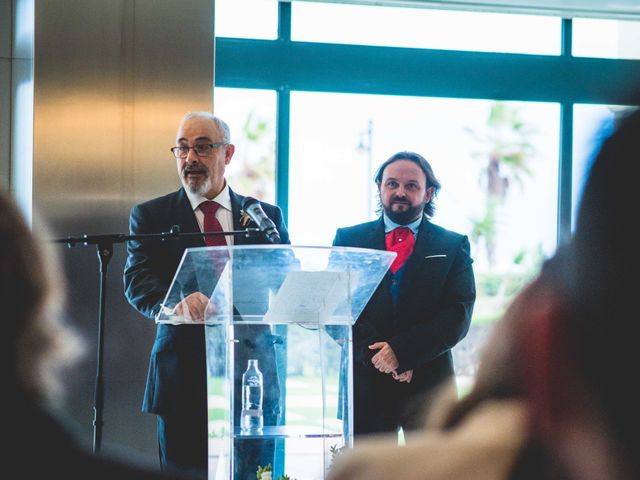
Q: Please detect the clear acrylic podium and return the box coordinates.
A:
[156,245,395,480]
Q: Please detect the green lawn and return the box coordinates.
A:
[207,375,340,427]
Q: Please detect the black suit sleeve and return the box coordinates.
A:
[123,203,170,320]
[388,235,476,372]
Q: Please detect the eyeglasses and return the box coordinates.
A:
[170,143,228,158]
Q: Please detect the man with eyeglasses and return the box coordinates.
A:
[124,112,289,479]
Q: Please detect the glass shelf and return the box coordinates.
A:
[234,425,343,439]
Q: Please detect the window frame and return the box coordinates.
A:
[214,4,640,246]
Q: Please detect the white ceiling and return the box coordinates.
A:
[289,0,640,20]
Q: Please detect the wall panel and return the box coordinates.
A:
[32,0,213,465]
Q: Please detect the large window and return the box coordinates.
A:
[291,2,561,54]
[287,92,560,384]
[288,93,559,254]
[214,1,640,387]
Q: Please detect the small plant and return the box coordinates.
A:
[330,444,346,463]
[256,464,296,480]
[256,464,272,480]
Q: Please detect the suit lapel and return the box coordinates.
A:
[408,216,432,266]
[396,218,444,307]
[364,218,392,297]
[229,188,248,245]
[363,217,387,251]
[396,217,431,305]
[173,188,205,248]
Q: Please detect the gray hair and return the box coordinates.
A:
[179,111,231,143]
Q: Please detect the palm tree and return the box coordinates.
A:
[466,101,536,267]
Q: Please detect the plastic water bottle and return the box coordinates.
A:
[241,359,263,433]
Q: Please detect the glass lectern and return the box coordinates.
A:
[156,245,394,480]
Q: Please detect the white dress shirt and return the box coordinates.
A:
[184,183,235,245]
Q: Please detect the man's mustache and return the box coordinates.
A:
[182,165,208,177]
[391,197,409,204]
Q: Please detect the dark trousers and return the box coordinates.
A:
[158,413,207,480]
[158,415,276,480]
[234,439,275,480]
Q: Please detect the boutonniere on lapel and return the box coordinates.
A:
[239,210,252,227]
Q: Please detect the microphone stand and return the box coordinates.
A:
[52,226,261,454]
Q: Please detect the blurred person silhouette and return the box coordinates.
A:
[520,103,640,480]
[327,256,569,480]
[329,104,640,479]
[2,191,194,479]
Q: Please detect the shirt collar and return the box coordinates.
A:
[383,213,422,236]
[185,182,232,212]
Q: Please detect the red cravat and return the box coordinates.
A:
[199,201,227,247]
[385,227,415,273]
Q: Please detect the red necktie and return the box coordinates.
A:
[199,201,227,247]
[385,227,415,273]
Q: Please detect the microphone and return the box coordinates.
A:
[241,196,281,244]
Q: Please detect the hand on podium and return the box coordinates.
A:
[174,291,216,322]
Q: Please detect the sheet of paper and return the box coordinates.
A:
[263,270,351,324]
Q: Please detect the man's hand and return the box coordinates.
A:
[369,342,399,374]
[174,292,214,322]
[392,369,413,383]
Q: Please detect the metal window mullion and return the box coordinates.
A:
[557,18,573,247]
[276,88,290,222]
[278,0,291,41]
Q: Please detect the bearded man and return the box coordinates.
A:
[332,151,476,438]
[124,112,289,479]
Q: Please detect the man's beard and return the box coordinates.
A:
[182,165,212,196]
[383,200,424,225]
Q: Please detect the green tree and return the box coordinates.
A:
[466,101,537,267]
[227,110,276,202]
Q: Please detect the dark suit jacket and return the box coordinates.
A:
[332,216,475,433]
[123,187,290,422]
